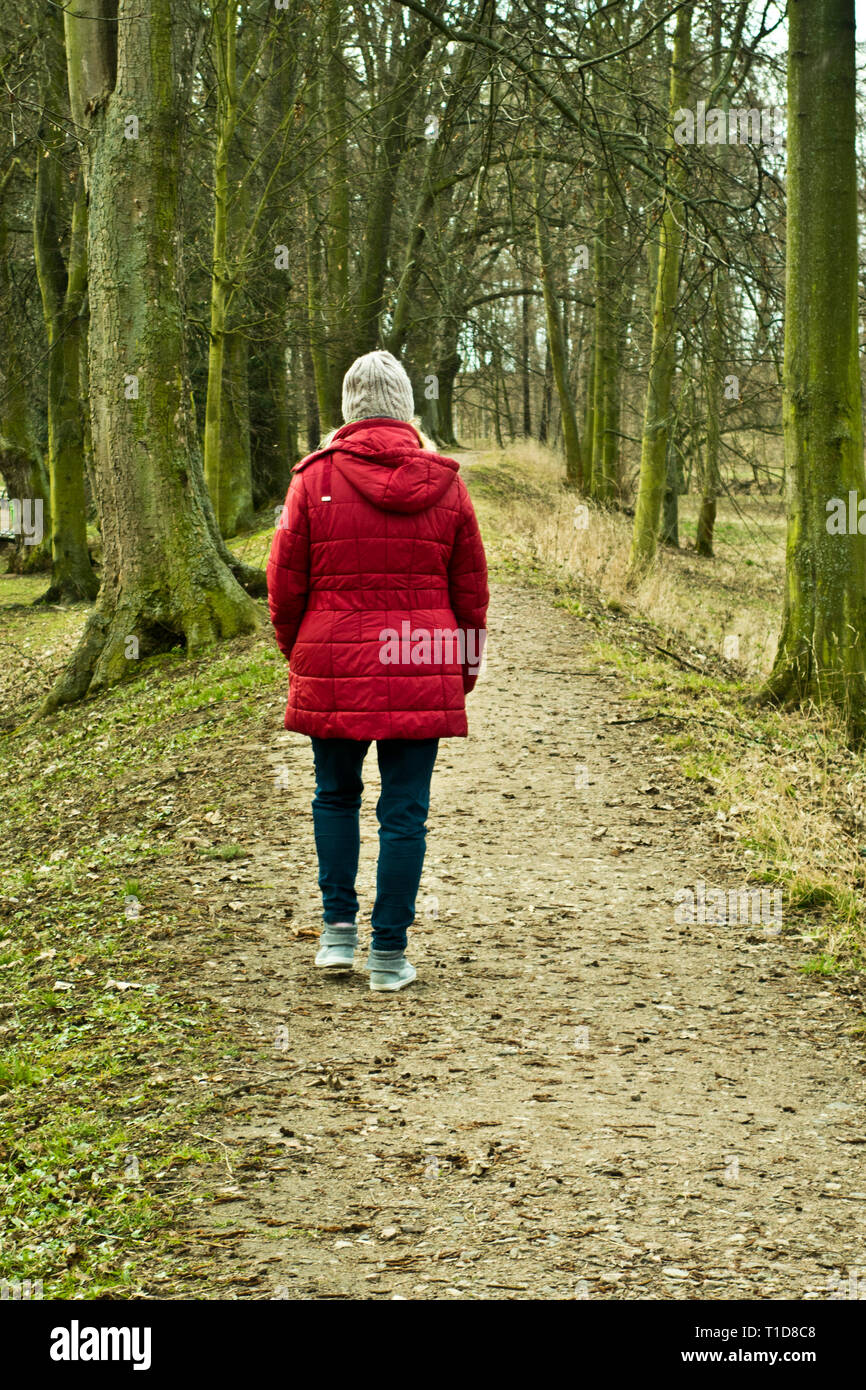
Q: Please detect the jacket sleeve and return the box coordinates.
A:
[267,472,310,661]
[448,478,489,694]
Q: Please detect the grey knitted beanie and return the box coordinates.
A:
[341,350,415,424]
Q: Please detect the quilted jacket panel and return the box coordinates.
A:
[267,418,489,739]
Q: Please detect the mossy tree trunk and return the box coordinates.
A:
[203,0,254,537]
[588,165,604,497]
[202,0,235,531]
[583,345,595,487]
[305,185,340,433]
[0,418,51,576]
[0,448,51,576]
[204,1,299,529]
[532,154,583,489]
[589,168,622,504]
[515,293,529,438]
[0,162,51,574]
[762,0,866,738]
[696,13,727,560]
[32,11,98,600]
[628,2,693,577]
[435,344,461,448]
[44,0,260,712]
[323,0,353,397]
[300,335,320,453]
[302,3,353,433]
[538,338,552,444]
[660,437,682,548]
[249,17,298,505]
[216,324,254,537]
[696,275,723,556]
[250,336,296,507]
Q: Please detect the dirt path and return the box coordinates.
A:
[187,581,866,1300]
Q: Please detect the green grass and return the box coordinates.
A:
[206,844,248,862]
[800,953,844,977]
[0,555,291,1295]
[0,868,238,1295]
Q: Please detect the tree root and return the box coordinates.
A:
[40,576,262,715]
[33,573,100,606]
[226,556,267,597]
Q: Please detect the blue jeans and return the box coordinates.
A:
[310,737,439,952]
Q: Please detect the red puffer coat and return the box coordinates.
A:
[267,418,489,740]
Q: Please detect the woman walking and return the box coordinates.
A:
[267,350,489,992]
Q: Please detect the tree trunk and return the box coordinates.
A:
[588,165,604,498]
[494,336,515,441]
[583,339,595,488]
[436,346,461,448]
[762,0,866,738]
[0,164,51,574]
[521,292,532,436]
[696,494,717,556]
[301,335,320,452]
[490,348,503,448]
[0,451,51,575]
[532,156,583,487]
[407,325,440,440]
[660,439,681,547]
[323,0,353,394]
[628,3,692,576]
[306,189,341,432]
[32,11,98,600]
[248,5,299,503]
[202,0,235,530]
[251,338,295,506]
[216,326,254,536]
[591,170,623,504]
[44,0,260,712]
[696,11,726,559]
[203,0,255,537]
[697,277,723,556]
[538,338,552,444]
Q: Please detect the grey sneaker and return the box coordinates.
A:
[315,923,357,972]
[367,948,417,993]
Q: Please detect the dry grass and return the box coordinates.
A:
[464,438,866,975]
[464,437,785,679]
[681,692,866,967]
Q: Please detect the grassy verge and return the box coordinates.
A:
[466,440,866,983]
[0,537,288,1297]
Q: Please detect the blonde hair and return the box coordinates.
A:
[414,419,438,452]
[317,417,436,452]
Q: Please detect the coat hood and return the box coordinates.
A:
[293,418,459,515]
